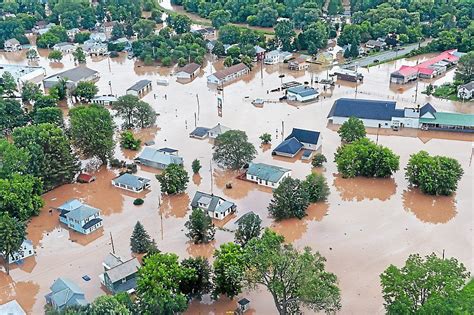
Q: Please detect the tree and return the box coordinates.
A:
[209,10,231,28]
[120,131,141,150]
[302,173,330,203]
[167,14,191,34]
[244,229,341,315]
[405,151,464,196]
[337,117,366,143]
[454,51,473,84]
[328,0,343,15]
[180,257,213,300]
[311,153,327,167]
[259,133,272,144]
[74,32,90,44]
[130,221,152,254]
[0,98,27,135]
[235,212,262,247]
[13,124,79,191]
[419,279,474,314]
[0,174,43,220]
[268,177,309,220]
[192,159,201,174]
[334,138,400,178]
[112,95,156,129]
[218,25,241,45]
[137,253,192,314]
[73,81,98,102]
[33,95,58,111]
[135,100,157,127]
[226,46,240,58]
[69,105,115,164]
[185,207,216,244]
[156,164,189,194]
[111,24,125,40]
[255,7,278,27]
[49,78,68,100]
[33,107,64,127]
[0,214,26,275]
[213,130,257,169]
[26,48,38,60]
[72,47,86,64]
[224,56,235,67]
[2,71,17,96]
[21,81,41,103]
[275,20,296,51]
[0,140,30,179]
[425,83,434,96]
[380,253,470,314]
[48,50,63,62]
[213,242,245,299]
[133,19,156,38]
[297,21,328,54]
[89,295,131,315]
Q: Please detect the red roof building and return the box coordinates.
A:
[77,173,96,183]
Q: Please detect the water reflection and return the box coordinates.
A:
[402,188,457,224]
[161,194,190,218]
[186,241,215,258]
[0,273,39,315]
[333,176,397,202]
[192,173,202,186]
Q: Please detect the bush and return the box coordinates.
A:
[302,173,330,202]
[192,159,201,174]
[338,117,366,143]
[120,131,141,150]
[311,153,327,167]
[259,133,272,144]
[110,158,125,168]
[133,198,144,205]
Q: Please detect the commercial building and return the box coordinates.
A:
[0,64,45,89]
[286,85,319,102]
[207,63,250,85]
[43,66,99,89]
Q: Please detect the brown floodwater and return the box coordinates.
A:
[0,42,472,315]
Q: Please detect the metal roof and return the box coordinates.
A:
[127,79,151,92]
[285,128,320,145]
[190,127,210,137]
[210,63,249,80]
[191,191,235,213]
[48,278,86,308]
[112,173,150,189]
[287,85,318,97]
[44,66,98,82]
[328,98,404,121]
[105,258,140,283]
[65,204,100,221]
[247,163,291,183]
[420,112,474,127]
[273,137,304,155]
[136,147,183,165]
[208,123,231,135]
[0,300,25,315]
[176,63,200,74]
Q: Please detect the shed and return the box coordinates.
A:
[190,127,210,139]
[237,298,250,313]
[77,173,96,183]
[175,63,201,80]
[126,80,152,98]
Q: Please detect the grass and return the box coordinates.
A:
[432,83,460,101]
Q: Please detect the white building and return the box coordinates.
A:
[43,66,99,89]
[53,42,77,53]
[264,50,293,65]
[207,63,250,85]
[286,85,319,102]
[67,28,80,39]
[111,173,151,193]
[207,123,231,139]
[91,95,117,106]
[246,163,291,188]
[5,240,35,264]
[175,63,200,80]
[0,64,45,89]
[457,81,473,100]
[4,38,22,52]
[126,80,152,98]
[190,191,236,220]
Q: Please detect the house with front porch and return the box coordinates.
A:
[57,199,103,235]
[191,191,236,220]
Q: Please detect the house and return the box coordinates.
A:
[102,21,117,33]
[288,56,309,71]
[264,50,293,64]
[4,38,21,52]
[35,23,55,35]
[175,63,201,80]
[286,85,319,102]
[111,37,132,51]
[273,128,321,157]
[82,40,108,56]
[207,63,250,85]
[77,173,96,183]
[45,278,88,311]
[245,163,291,188]
[135,147,184,169]
[57,199,103,235]
[67,28,80,39]
[191,27,216,40]
[189,127,210,139]
[0,64,45,89]
[206,40,217,52]
[254,45,266,61]
[91,95,118,106]
[365,39,386,51]
[43,66,99,89]
[272,137,304,157]
[90,32,107,43]
[457,81,473,100]
[390,66,418,84]
[126,80,152,98]
[157,147,179,155]
[419,104,474,132]
[100,253,140,294]
[3,240,34,264]
[191,191,236,220]
[53,42,76,53]
[112,173,151,193]
[0,300,26,315]
[207,123,231,139]
[333,68,363,82]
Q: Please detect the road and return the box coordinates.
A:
[344,41,429,68]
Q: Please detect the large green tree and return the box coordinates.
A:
[0,98,27,135]
[112,95,156,129]
[234,212,262,247]
[185,207,216,244]
[73,81,98,102]
[454,51,473,84]
[2,71,18,96]
[301,173,330,203]
[89,295,131,315]
[0,174,44,220]
[0,140,30,179]
[13,124,79,191]
[33,107,64,127]
[337,117,367,143]
[69,105,115,164]
[130,221,153,254]
[213,130,257,169]
[244,229,341,315]
[275,20,296,51]
[180,257,213,300]
[0,213,26,275]
[213,242,245,299]
[380,253,470,314]
[268,177,310,220]
[21,81,41,103]
[156,164,189,194]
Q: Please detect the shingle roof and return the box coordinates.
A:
[49,278,86,308]
[420,103,437,116]
[285,128,320,145]
[5,38,20,45]
[65,204,100,221]
[190,127,210,137]
[211,63,249,80]
[136,147,183,165]
[113,173,150,189]
[460,81,474,91]
[82,217,102,230]
[127,80,151,92]
[247,163,291,183]
[191,191,235,213]
[58,199,83,212]
[287,85,318,97]
[327,98,404,121]
[208,123,231,135]
[103,253,123,269]
[176,63,200,75]
[273,137,304,155]
[44,66,98,82]
[105,258,140,283]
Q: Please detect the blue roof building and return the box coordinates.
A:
[191,191,236,220]
[45,278,87,311]
[111,173,151,193]
[245,163,291,188]
[57,199,102,235]
[273,128,321,157]
[135,147,184,170]
[190,127,210,139]
[272,137,304,157]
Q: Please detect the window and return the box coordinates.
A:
[215,213,218,218]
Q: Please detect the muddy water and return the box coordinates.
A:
[0,47,472,314]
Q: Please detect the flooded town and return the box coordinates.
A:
[0,0,472,314]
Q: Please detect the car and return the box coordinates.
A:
[373,59,380,63]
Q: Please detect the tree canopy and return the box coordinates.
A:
[268,177,310,220]
[0,213,26,275]
[185,207,216,244]
[234,212,262,247]
[337,117,367,143]
[156,164,189,195]
[213,130,257,169]
[112,95,156,129]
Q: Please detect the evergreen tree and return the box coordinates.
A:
[130,221,152,254]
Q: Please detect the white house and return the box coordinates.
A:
[82,40,108,56]
[207,123,231,139]
[4,240,35,263]
[264,50,293,65]
[175,63,200,80]
[53,42,76,53]
[287,85,319,102]
[0,300,26,315]
[67,28,80,39]
[457,81,473,100]
[190,191,236,220]
[43,66,99,89]
[207,63,250,85]
[246,163,291,188]
[4,38,22,52]
[111,173,151,193]
[57,199,103,235]
[90,32,107,43]
[91,95,117,106]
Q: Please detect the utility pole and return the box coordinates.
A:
[414,79,419,103]
[196,94,200,120]
[194,112,197,127]
[210,159,213,195]
[260,58,263,79]
[158,195,163,240]
[109,232,115,254]
[281,121,285,139]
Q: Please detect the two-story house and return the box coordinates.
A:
[191,191,236,220]
[100,253,141,294]
[57,199,103,234]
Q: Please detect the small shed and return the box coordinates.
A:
[175,63,201,80]
[126,80,152,98]
[190,127,210,139]
[237,298,250,313]
[77,173,96,183]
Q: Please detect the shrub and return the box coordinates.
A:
[311,153,327,167]
[133,198,144,205]
[120,131,141,150]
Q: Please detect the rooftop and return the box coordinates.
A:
[208,123,231,135]
[103,253,123,269]
[112,173,150,189]
[247,163,291,183]
[460,81,474,91]
[0,300,25,315]
[44,66,98,82]
[273,137,304,155]
[191,191,235,214]
[136,147,183,165]
[105,257,140,283]
[287,85,318,97]
[328,98,404,121]
[420,112,474,127]
[211,63,249,80]
[190,127,210,137]
[285,128,320,145]
[48,278,87,308]
[127,79,151,92]
[65,204,100,221]
[0,64,44,81]
[176,63,200,75]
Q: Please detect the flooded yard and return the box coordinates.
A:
[0,48,472,314]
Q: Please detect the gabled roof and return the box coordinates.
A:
[420,112,474,127]
[211,63,249,80]
[82,218,102,230]
[273,137,304,155]
[254,45,265,54]
[190,127,210,137]
[44,66,98,82]
[65,204,100,221]
[285,128,320,145]
[105,258,140,283]
[127,79,151,92]
[191,191,235,213]
[112,173,150,189]
[48,278,86,308]
[460,81,474,91]
[287,85,318,97]
[58,199,83,212]
[420,103,437,117]
[247,163,291,183]
[136,147,183,165]
[5,38,20,45]
[327,98,404,121]
[103,253,123,269]
[208,123,231,135]
[176,63,200,74]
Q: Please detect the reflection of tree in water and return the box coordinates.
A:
[0,273,39,314]
[192,173,202,186]
[213,169,259,200]
[161,193,190,218]
[333,175,397,202]
[402,189,457,224]
[186,241,216,259]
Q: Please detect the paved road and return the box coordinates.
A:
[345,41,429,68]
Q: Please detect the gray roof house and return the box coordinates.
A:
[111,173,151,193]
[57,199,103,235]
[100,253,140,294]
[191,191,236,220]
[0,300,26,315]
[4,38,22,52]
[53,42,76,53]
[126,79,152,98]
[45,278,87,311]
[208,123,231,139]
[43,66,99,89]
[245,163,291,188]
[135,147,184,170]
[457,81,473,100]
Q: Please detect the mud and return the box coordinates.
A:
[0,39,472,314]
